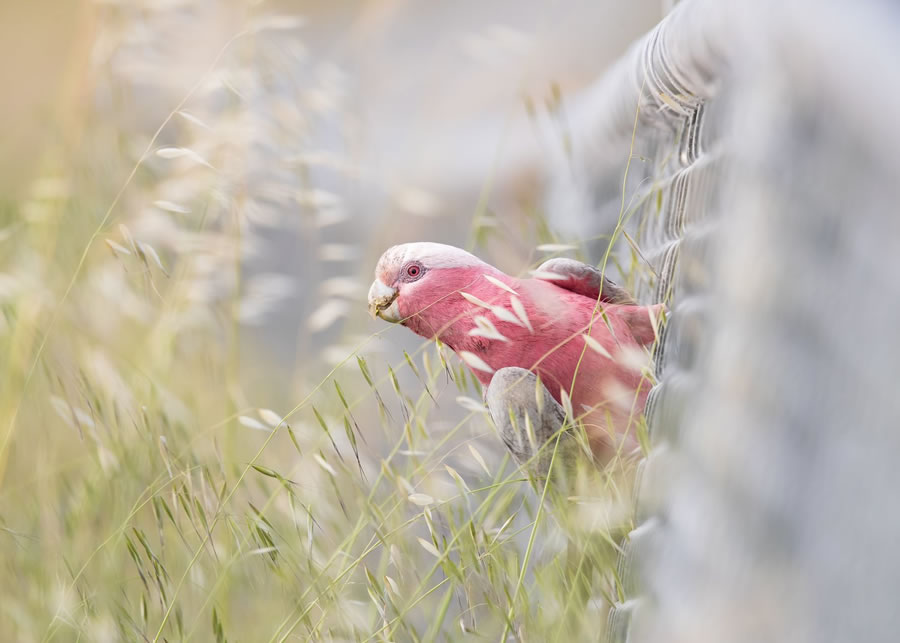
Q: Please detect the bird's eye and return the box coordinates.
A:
[406,264,422,279]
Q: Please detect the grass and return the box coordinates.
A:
[0,6,668,642]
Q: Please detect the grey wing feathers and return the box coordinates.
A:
[485,367,571,477]
[534,258,637,305]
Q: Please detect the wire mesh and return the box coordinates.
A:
[544,1,900,641]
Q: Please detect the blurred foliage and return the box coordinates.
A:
[0,2,655,641]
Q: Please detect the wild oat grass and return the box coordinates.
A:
[0,5,661,642]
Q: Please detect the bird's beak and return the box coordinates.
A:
[367,279,401,322]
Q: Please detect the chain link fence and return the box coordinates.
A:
[545,1,900,641]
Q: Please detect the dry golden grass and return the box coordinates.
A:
[0,5,663,641]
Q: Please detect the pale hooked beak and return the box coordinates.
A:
[367,279,401,322]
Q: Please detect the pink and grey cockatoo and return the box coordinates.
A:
[367,242,663,473]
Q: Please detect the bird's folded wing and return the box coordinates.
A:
[534,258,666,345]
[485,367,569,475]
[533,258,637,305]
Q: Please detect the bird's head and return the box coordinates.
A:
[368,242,498,339]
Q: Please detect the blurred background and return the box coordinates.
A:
[0,1,666,641]
[0,0,660,386]
[4,0,899,641]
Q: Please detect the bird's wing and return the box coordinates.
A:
[534,258,666,345]
[485,367,570,477]
[533,258,637,305]
[485,366,638,475]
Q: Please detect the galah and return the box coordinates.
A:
[367,242,663,473]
